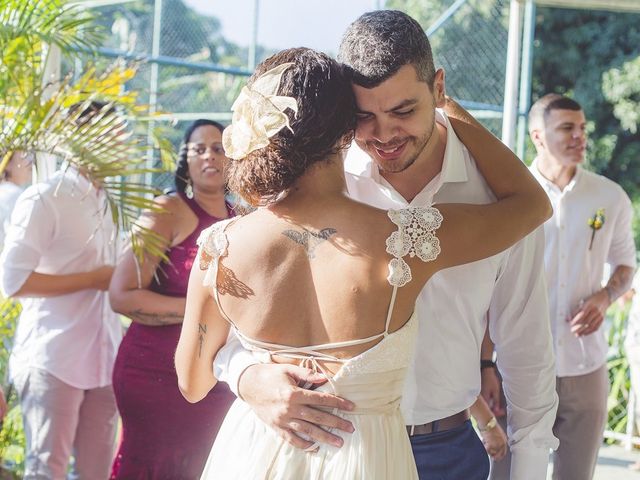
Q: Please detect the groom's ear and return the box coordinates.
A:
[433,69,446,108]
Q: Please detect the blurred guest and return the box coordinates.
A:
[529,94,636,479]
[624,272,640,470]
[0,150,32,424]
[0,102,120,479]
[108,120,236,479]
[0,150,32,250]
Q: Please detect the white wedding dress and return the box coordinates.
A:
[197,207,443,480]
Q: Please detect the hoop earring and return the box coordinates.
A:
[185,178,194,199]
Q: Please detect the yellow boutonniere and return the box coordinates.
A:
[587,208,605,250]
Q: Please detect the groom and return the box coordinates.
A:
[214,10,558,479]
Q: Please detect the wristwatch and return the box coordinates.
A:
[480,359,497,370]
[480,416,498,432]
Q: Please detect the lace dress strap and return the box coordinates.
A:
[196,216,240,327]
[383,206,443,332]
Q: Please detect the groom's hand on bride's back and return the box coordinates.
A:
[238,363,356,449]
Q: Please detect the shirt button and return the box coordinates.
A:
[560,283,566,288]
[560,225,565,229]
[558,339,563,346]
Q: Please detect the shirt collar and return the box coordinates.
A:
[344,109,469,191]
[530,158,582,194]
[60,161,98,188]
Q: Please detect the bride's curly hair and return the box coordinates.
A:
[226,47,356,206]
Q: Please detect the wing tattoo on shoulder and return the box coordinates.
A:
[281,227,336,259]
[282,229,309,248]
[310,228,337,240]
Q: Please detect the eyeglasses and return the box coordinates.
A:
[186,143,226,157]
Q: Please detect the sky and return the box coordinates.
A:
[184,0,383,55]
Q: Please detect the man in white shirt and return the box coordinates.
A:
[213,11,558,479]
[0,102,122,479]
[0,150,33,250]
[528,93,636,479]
[624,272,640,471]
[0,150,32,422]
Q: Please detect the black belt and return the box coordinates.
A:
[406,409,470,436]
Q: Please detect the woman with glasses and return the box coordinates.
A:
[108,120,236,479]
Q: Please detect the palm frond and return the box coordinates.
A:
[0,0,102,53]
[0,0,177,262]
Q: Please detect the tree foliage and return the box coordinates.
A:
[603,55,640,135]
[0,0,175,262]
[531,7,640,197]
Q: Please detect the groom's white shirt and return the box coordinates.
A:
[214,110,558,479]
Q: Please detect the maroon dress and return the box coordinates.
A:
[110,193,236,479]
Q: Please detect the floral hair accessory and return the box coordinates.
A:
[222,62,298,160]
[587,208,605,250]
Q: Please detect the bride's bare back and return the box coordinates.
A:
[217,199,417,363]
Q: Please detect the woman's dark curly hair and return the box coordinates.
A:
[226,47,357,206]
[175,119,225,194]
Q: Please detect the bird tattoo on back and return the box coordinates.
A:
[281,227,337,259]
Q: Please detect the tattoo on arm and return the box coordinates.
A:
[198,323,207,358]
[127,309,183,326]
[281,227,337,259]
[605,265,635,303]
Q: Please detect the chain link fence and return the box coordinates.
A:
[71,0,512,189]
[430,0,509,135]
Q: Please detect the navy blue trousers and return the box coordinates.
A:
[410,420,490,480]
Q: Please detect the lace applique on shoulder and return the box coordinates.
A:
[385,206,443,287]
[196,218,236,287]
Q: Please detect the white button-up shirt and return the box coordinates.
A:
[0,181,25,251]
[346,111,558,477]
[214,110,558,478]
[0,168,122,389]
[624,271,640,351]
[530,162,636,377]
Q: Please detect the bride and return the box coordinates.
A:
[175,47,550,479]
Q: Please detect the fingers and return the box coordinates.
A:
[568,309,585,326]
[486,395,504,417]
[293,387,355,412]
[295,404,354,433]
[488,391,506,416]
[492,443,507,461]
[286,419,346,448]
[569,305,604,336]
[238,363,356,450]
[285,364,330,386]
[483,433,508,461]
[279,428,315,450]
[578,316,604,336]
[492,402,506,418]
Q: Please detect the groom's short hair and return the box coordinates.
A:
[338,10,436,89]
